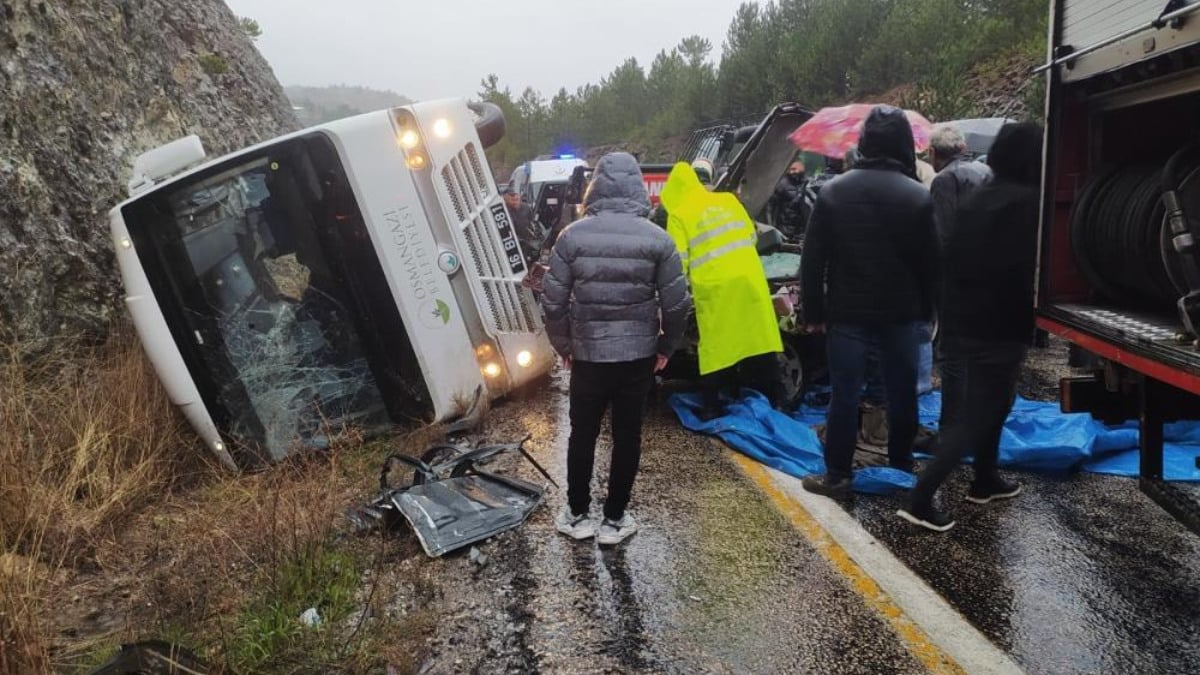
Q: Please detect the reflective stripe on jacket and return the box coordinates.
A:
[660,163,782,374]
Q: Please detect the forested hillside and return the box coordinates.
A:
[481,0,1047,170]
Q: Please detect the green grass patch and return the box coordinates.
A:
[225,542,361,673]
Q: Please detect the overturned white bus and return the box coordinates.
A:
[109,100,554,469]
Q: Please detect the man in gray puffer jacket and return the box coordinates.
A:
[541,152,691,546]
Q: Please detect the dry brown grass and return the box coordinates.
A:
[0,327,447,673]
[0,327,207,673]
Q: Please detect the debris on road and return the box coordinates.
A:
[468,546,489,567]
[445,385,487,435]
[347,437,550,557]
[299,607,322,627]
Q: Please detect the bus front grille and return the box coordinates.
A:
[439,143,541,336]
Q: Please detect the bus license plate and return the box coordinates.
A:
[490,203,525,274]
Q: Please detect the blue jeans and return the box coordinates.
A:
[916,322,934,395]
[865,322,933,403]
[825,322,921,480]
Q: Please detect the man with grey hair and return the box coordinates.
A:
[929,124,991,244]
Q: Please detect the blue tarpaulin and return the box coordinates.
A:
[669,390,1200,494]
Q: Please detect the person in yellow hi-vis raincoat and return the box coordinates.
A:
[660,161,783,420]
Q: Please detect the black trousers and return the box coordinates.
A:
[701,353,783,410]
[911,336,1027,506]
[567,357,655,520]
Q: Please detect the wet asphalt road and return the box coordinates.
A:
[419,370,923,674]
[416,365,1200,674]
[850,470,1200,674]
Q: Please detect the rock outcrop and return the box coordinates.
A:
[0,0,296,344]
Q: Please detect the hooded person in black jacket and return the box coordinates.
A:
[799,106,939,500]
[897,122,1044,532]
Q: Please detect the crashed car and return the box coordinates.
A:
[678,110,771,177]
[536,105,827,407]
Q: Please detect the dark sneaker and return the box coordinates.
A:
[966,476,1022,504]
[597,514,638,546]
[801,474,853,501]
[896,503,956,532]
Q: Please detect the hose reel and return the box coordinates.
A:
[1069,146,1200,339]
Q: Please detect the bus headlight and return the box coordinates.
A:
[406,151,428,170]
[482,362,502,378]
[398,128,420,149]
[432,118,452,139]
[516,350,533,367]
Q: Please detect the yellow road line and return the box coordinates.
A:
[728,450,966,675]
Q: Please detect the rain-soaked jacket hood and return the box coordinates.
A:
[857,106,917,180]
[659,162,704,214]
[584,152,651,217]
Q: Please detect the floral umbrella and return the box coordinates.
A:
[788,104,933,158]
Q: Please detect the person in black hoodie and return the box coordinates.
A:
[799,106,939,500]
[898,122,1044,532]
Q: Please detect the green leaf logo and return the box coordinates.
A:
[435,299,451,324]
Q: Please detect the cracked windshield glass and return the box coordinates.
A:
[160,148,390,458]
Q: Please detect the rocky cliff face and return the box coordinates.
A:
[0,0,296,344]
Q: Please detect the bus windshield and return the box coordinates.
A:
[122,134,429,463]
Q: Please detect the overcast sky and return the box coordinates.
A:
[224,0,751,100]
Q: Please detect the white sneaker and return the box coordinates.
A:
[555,505,597,540]
[597,514,638,546]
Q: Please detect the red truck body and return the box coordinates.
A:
[1040,0,1200,532]
[639,164,672,207]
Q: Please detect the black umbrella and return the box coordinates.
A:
[948,117,1015,155]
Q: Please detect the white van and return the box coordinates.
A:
[508,156,589,207]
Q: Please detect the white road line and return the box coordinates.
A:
[768,469,1026,675]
